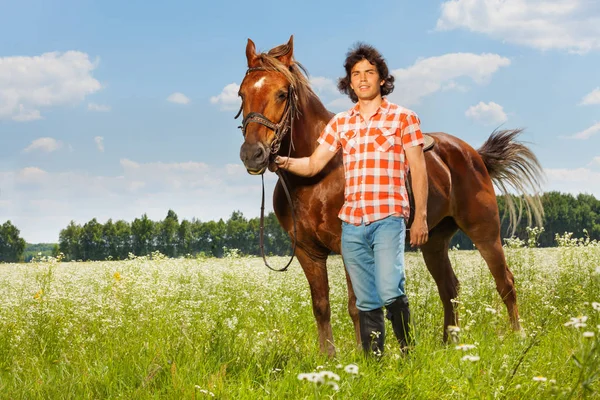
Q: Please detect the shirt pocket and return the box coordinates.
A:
[340,130,358,158]
[374,127,396,152]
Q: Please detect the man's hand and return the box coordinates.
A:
[271,142,337,177]
[410,216,428,247]
[274,156,289,170]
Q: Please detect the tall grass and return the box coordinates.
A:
[0,240,598,399]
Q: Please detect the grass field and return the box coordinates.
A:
[0,241,599,399]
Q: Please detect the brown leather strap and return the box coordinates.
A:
[259,170,297,271]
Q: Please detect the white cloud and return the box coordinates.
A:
[94,136,104,152]
[588,157,600,167]
[389,53,511,106]
[544,167,600,196]
[210,83,240,110]
[167,92,191,105]
[16,167,48,183]
[0,51,102,121]
[310,76,339,96]
[119,158,139,169]
[88,103,111,112]
[327,97,354,112]
[465,101,508,125]
[13,105,42,122]
[580,88,600,105]
[0,159,278,243]
[563,122,600,140]
[23,137,62,153]
[436,0,600,54]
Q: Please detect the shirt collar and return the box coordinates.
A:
[348,97,391,116]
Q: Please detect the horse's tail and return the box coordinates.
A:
[477,128,545,236]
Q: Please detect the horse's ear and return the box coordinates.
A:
[246,38,259,68]
[278,35,294,67]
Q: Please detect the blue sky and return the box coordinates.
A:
[1,0,599,243]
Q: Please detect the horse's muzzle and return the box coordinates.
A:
[240,142,270,175]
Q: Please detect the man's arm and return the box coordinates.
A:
[274,140,337,177]
[405,145,428,247]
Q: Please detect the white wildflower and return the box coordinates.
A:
[447,325,460,333]
[319,371,340,381]
[592,302,600,311]
[344,364,359,375]
[455,344,477,351]
[533,376,547,382]
[224,316,238,330]
[461,355,480,362]
[583,331,594,338]
[485,307,497,314]
[564,316,588,328]
[326,381,340,391]
[297,372,324,385]
[194,386,215,397]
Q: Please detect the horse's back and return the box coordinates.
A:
[422,132,496,227]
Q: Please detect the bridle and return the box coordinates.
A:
[235,67,299,154]
[235,66,298,272]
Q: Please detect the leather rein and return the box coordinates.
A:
[235,66,298,272]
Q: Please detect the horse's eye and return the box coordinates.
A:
[277,91,287,101]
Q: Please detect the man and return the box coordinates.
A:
[275,43,428,355]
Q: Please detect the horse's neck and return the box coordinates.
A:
[287,94,333,158]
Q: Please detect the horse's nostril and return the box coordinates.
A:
[253,146,265,160]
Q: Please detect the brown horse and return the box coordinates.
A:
[237,36,544,356]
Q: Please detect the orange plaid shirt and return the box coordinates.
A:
[318,98,424,225]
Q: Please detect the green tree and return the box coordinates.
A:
[0,221,26,262]
[261,212,292,256]
[59,221,82,261]
[81,219,104,260]
[102,219,118,259]
[159,210,179,257]
[178,219,192,256]
[225,211,252,254]
[132,214,155,256]
[114,220,132,259]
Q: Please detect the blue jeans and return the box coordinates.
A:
[341,215,406,311]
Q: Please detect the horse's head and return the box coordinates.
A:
[237,36,301,175]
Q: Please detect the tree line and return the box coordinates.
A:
[57,210,291,261]
[1,191,599,262]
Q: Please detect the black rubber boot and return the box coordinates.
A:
[359,308,385,356]
[386,295,413,351]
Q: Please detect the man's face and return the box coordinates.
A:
[350,59,384,102]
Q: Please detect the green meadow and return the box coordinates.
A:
[1,238,598,399]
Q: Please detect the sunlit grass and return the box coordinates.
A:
[0,242,598,399]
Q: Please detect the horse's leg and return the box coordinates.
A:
[343,267,360,347]
[295,247,336,357]
[457,200,522,331]
[470,234,521,331]
[420,217,460,342]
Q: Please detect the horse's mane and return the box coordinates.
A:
[255,43,316,108]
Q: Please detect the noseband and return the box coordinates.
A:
[235,67,299,155]
[235,66,299,272]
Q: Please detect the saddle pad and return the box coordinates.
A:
[423,134,435,152]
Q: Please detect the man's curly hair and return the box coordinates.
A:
[337,43,394,103]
